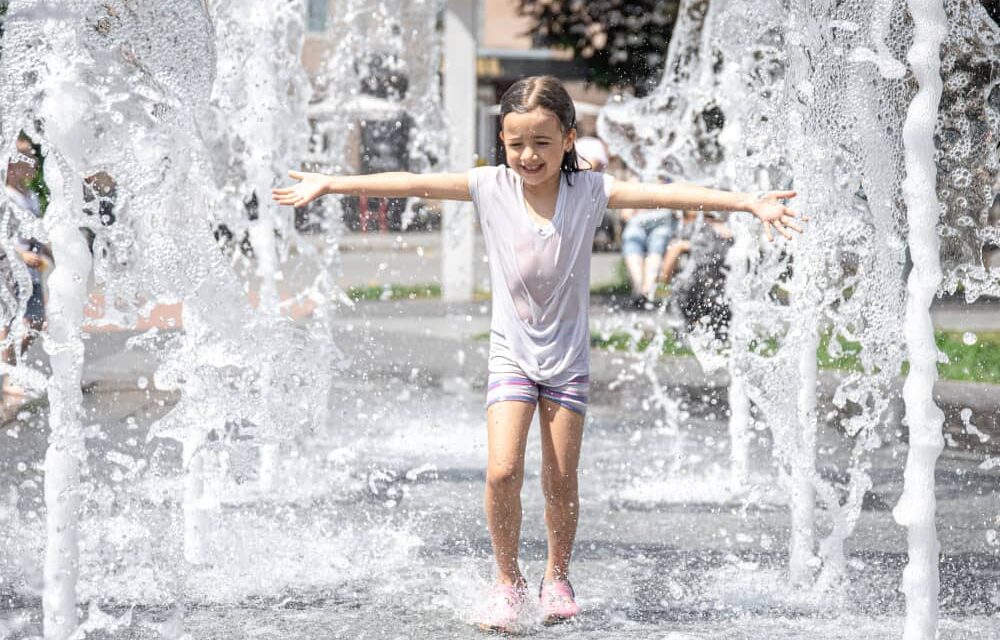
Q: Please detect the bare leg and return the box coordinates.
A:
[485,400,535,586]
[641,254,664,299]
[624,254,644,296]
[660,240,691,286]
[538,398,585,582]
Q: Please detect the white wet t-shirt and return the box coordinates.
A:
[468,165,614,386]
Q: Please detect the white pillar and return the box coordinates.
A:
[442,0,478,302]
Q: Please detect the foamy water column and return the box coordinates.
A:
[601,0,915,591]
[41,179,93,640]
[207,0,314,494]
[70,1,333,566]
[599,0,723,184]
[775,0,912,588]
[208,0,312,308]
[312,0,447,207]
[3,0,335,592]
[891,0,949,636]
[936,1,1000,300]
[0,7,95,637]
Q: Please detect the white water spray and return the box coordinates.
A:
[891,1,949,637]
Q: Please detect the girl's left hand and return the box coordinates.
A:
[748,191,806,241]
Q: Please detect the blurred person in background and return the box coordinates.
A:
[664,210,733,338]
[2,133,53,398]
[619,183,678,310]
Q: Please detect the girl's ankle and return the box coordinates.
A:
[543,570,569,584]
[496,574,526,588]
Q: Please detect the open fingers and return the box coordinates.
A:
[770,190,797,200]
[783,218,804,234]
[763,222,774,242]
[271,187,295,196]
[773,220,793,240]
[288,170,305,180]
[274,191,303,206]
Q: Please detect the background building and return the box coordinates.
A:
[301,0,611,175]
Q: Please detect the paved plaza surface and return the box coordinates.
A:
[0,233,998,639]
[332,230,1000,330]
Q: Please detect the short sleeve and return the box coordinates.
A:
[467,165,504,223]
[602,173,615,202]
[584,171,614,231]
[468,166,504,208]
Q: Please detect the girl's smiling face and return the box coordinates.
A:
[500,108,576,189]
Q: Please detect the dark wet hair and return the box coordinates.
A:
[497,76,581,182]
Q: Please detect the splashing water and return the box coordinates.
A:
[309,0,447,228]
[0,0,996,638]
[600,0,998,633]
[0,0,336,635]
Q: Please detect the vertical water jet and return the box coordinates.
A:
[892,0,949,637]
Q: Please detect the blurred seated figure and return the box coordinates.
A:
[620,191,678,309]
[2,133,53,397]
[663,210,733,338]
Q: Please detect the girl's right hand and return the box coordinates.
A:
[272,171,330,208]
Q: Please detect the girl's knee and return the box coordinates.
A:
[487,462,524,490]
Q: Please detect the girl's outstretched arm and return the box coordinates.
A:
[608,181,805,241]
[271,171,471,208]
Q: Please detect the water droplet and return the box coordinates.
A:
[137,376,149,390]
[962,332,977,345]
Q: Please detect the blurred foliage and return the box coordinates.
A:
[516,0,680,95]
[517,1,998,93]
[24,135,50,216]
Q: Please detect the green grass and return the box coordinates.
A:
[347,283,441,301]
[934,331,1000,384]
[589,281,633,297]
[590,330,692,356]
[816,332,864,372]
[588,328,1000,385]
[816,330,1000,384]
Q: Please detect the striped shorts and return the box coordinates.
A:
[486,372,590,416]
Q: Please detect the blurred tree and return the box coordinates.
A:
[519,1,999,93]
[516,0,680,95]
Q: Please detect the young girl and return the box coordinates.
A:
[273,75,802,632]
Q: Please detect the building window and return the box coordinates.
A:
[307,0,328,32]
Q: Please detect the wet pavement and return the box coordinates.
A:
[1,298,999,639]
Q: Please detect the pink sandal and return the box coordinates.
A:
[539,579,581,624]
[475,580,529,633]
